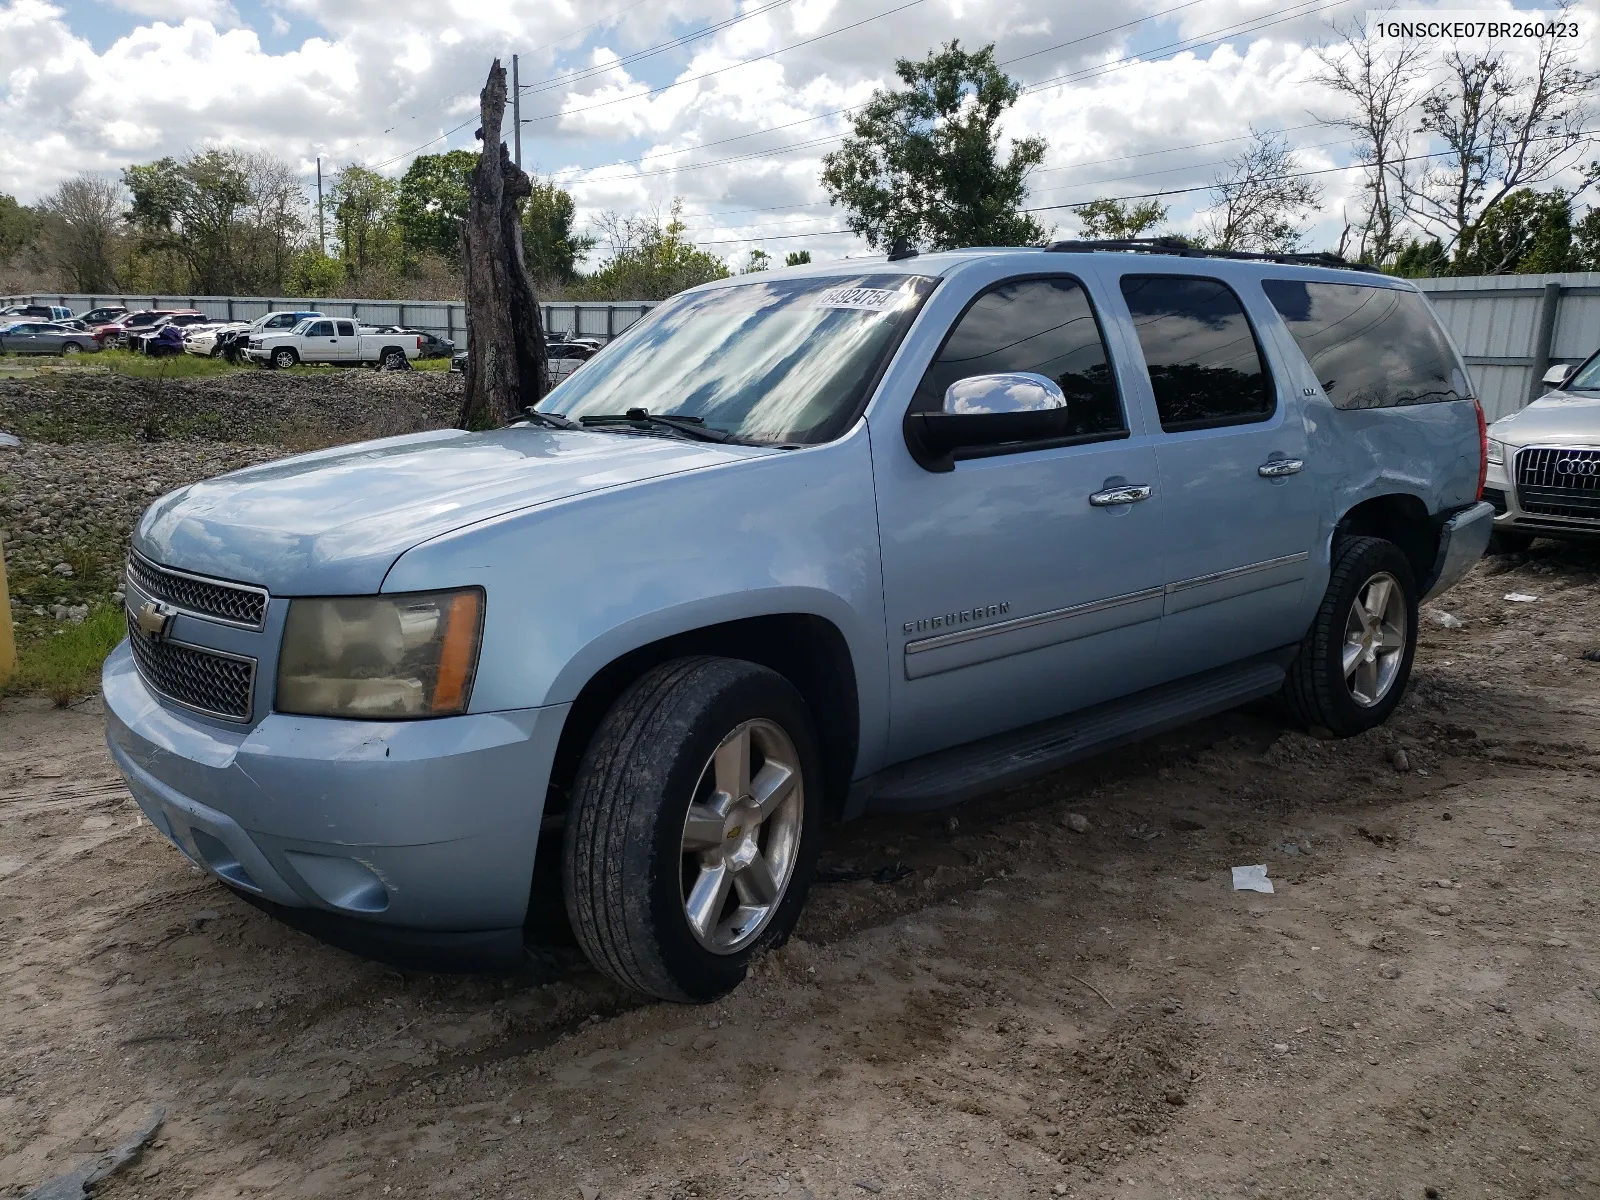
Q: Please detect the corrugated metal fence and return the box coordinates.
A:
[1412,273,1600,421]
[0,294,655,347]
[9,275,1600,422]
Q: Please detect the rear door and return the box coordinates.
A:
[330,320,359,362]
[1114,272,1317,677]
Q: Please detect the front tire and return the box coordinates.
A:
[563,657,822,1003]
[61,342,82,356]
[271,347,298,370]
[1282,536,1418,737]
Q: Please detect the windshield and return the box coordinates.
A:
[537,273,938,444]
[1566,352,1600,391]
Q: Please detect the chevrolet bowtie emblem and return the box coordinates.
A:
[135,600,174,641]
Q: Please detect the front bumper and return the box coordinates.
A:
[1422,501,1494,601]
[103,642,569,966]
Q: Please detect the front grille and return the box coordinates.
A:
[1515,446,1600,522]
[127,554,267,629]
[126,610,255,721]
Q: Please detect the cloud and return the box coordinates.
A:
[3,0,1594,270]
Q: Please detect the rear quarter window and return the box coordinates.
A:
[1261,280,1471,409]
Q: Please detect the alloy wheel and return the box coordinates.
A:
[679,718,804,954]
[1342,571,1407,707]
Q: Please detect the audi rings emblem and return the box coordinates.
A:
[1554,456,1599,476]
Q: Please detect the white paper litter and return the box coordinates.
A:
[1232,864,1275,894]
[1503,593,1539,603]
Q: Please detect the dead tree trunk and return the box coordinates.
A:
[458,59,548,430]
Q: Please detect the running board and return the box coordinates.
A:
[851,652,1292,816]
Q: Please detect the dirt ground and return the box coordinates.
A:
[3,544,1598,1200]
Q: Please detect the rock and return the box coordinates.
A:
[1170,816,1206,832]
[691,1033,716,1052]
[1064,813,1090,834]
[1159,996,1181,1014]
[1391,748,1411,773]
[579,1186,600,1200]
[1377,962,1402,980]
[1584,649,1600,663]
[945,815,958,834]
[1429,610,1464,629]
[1433,903,1452,916]
[65,604,88,625]
[1273,1042,1290,1053]
[1493,1001,1509,1013]
[52,561,73,576]
[111,590,124,604]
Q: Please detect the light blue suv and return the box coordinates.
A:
[104,242,1493,1001]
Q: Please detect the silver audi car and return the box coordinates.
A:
[1483,352,1600,551]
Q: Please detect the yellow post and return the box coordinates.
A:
[0,539,13,687]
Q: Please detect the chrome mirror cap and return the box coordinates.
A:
[1542,362,1574,387]
[943,372,1067,416]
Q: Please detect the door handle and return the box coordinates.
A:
[1258,458,1304,478]
[1089,484,1153,507]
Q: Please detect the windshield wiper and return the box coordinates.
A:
[518,408,582,430]
[578,408,734,443]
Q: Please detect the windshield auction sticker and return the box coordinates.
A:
[1367,10,1581,49]
[813,286,902,312]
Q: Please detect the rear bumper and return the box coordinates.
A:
[1422,501,1494,601]
[103,642,569,956]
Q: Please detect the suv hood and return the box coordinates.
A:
[135,428,773,595]
[1493,391,1600,446]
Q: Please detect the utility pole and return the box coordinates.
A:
[315,157,326,256]
[512,54,522,169]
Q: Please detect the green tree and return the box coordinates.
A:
[395,149,476,261]
[0,193,42,261]
[784,250,812,266]
[577,200,729,300]
[330,165,400,279]
[287,248,345,297]
[742,248,771,273]
[820,41,1047,251]
[1073,198,1169,241]
[522,178,593,283]
[1575,206,1600,270]
[1388,237,1450,277]
[1452,188,1575,275]
[124,151,253,293]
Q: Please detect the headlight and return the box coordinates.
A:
[1487,439,1506,465]
[276,589,483,718]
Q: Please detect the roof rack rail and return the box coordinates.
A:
[1043,236,1383,273]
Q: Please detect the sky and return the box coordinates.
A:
[1,0,1595,268]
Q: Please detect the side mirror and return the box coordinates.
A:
[1542,363,1574,388]
[904,372,1071,472]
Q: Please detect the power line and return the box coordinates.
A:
[550,0,1337,190]
[683,128,1589,246]
[519,0,796,99]
[518,0,932,128]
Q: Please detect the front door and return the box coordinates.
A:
[1114,272,1317,678]
[874,274,1170,764]
[303,320,339,361]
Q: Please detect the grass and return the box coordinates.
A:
[98,349,246,379]
[4,605,125,706]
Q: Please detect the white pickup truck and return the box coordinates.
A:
[244,318,421,369]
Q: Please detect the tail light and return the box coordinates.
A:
[1474,397,1488,501]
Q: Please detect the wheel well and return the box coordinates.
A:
[545,614,860,822]
[1335,494,1437,584]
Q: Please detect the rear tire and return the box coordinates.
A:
[379,348,407,370]
[563,657,822,1003]
[1282,536,1418,737]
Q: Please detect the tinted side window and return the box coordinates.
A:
[1261,280,1470,409]
[915,276,1124,439]
[336,320,356,336]
[1119,275,1274,431]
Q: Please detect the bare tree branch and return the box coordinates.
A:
[1201,129,1325,253]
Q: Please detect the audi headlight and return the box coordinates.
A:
[276,589,484,718]
[1487,439,1507,465]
